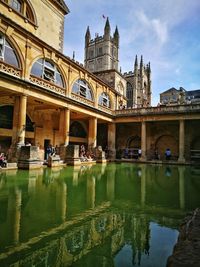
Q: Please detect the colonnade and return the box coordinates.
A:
[2,94,187,163]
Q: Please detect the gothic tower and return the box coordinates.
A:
[124,55,151,108]
[84,18,119,72]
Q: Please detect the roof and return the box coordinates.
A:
[51,0,70,15]
[160,87,178,95]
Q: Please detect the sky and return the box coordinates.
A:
[63,0,200,105]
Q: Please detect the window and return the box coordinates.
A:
[72,79,93,101]
[126,82,133,108]
[98,47,103,56]
[3,0,36,23]
[89,50,94,59]
[0,33,19,67]
[11,0,22,12]
[30,58,64,87]
[98,92,110,108]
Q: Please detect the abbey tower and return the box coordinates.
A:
[84,18,152,108]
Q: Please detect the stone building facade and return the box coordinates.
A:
[0,0,200,168]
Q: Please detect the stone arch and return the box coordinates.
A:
[69,121,87,138]
[126,135,141,148]
[0,31,23,70]
[155,135,178,159]
[98,92,111,108]
[30,57,65,88]
[26,0,38,25]
[71,78,94,101]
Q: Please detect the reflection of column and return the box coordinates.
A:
[61,108,70,145]
[87,176,95,208]
[107,165,116,201]
[18,95,27,145]
[141,121,147,160]
[108,123,116,159]
[178,120,185,162]
[141,166,146,206]
[88,117,97,148]
[56,182,67,222]
[178,166,185,210]
[7,188,22,245]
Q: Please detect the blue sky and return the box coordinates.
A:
[63,0,200,105]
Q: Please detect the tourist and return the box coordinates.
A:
[138,148,142,158]
[46,145,52,160]
[0,153,7,168]
[165,148,171,160]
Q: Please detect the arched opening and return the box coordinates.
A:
[127,135,141,149]
[72,79,93,101]
[155,135,178,160]
[98,92,111,108]
[0,33,20,67]
[30,58,64,88]
[69,121,87,138]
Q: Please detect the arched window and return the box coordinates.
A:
[30,58,64,87]
[0,33,19,67]
[72,79,93,101]
[2,0,36,23]
[98,92,111,108]
[126,82,133,108]
[117,82,124,95]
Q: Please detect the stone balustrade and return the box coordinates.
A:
[30,75,66,95]
[71,92,95,107]
[0,61,22,78]
[115,104,200,116]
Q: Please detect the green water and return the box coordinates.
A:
[0,163,200,267]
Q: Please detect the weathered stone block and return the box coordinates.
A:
[18,146,42,169]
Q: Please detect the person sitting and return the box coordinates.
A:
[165,148,171,160]
[0,153,7,168]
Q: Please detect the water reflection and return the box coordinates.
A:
[0,164,200,267]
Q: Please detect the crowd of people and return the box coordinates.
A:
[79,145,95,162]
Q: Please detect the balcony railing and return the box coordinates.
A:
[98,105,113,115]
[30,75,66,95]
[71,93,95,107]
[115,104,200,116]
[0,61,22,78]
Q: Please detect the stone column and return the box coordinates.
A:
[141,121,147,160]
[178,119,185,162]
[9,95,27,163]
[12,96,20,145]
[88,117,97,148]
[18,95,27,145]
[62,108,70,145]
[108,123,116,160]
[59,108,70,160]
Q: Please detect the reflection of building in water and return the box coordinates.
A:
[0,164,199,266]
